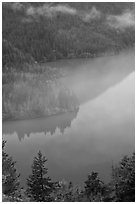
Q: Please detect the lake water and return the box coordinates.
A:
[2,51,135,187]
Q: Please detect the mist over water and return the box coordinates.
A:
[58,50,134,103]
[3,51,135,186]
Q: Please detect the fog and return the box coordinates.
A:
[5,2,134,32]
[57,50,134,103]
[26,4,77,17]
[82,6,101,22]
[107,9,135,29]
[3,50,134,186]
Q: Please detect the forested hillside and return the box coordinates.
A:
[2,2,135,120]
[3,2,135,70]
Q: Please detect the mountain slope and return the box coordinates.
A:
[2,2,135,70]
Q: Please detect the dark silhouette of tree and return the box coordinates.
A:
[2,140,21,199]
[26,151,55,201]
[112,153,135,202]
[84,171,110,201]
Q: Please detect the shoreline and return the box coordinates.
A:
[2,107,79,123]
[37,47,134,66]
[2,48,134,123]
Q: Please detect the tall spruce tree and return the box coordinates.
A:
[112,153,135,202]
[2,140,20,199]
[84,171,109,201]
[26,151,54,201]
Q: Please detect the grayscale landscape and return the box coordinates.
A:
[2,2,135,202]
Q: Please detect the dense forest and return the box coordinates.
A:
[3,2,135,69]
[2,140,135,202]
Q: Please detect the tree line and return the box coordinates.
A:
[2,140,135,202]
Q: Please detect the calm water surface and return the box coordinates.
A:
[3,51,135,186]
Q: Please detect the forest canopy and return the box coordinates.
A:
[3,2,135,70]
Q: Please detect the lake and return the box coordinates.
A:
[2,51,135,187]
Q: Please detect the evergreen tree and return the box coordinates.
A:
[112,153,135,202]
[26,151,55,201]
[84,171,109,201]
[2,140,20,199]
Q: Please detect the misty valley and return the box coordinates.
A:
[2,2,135,202]
[3,51,134,187]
